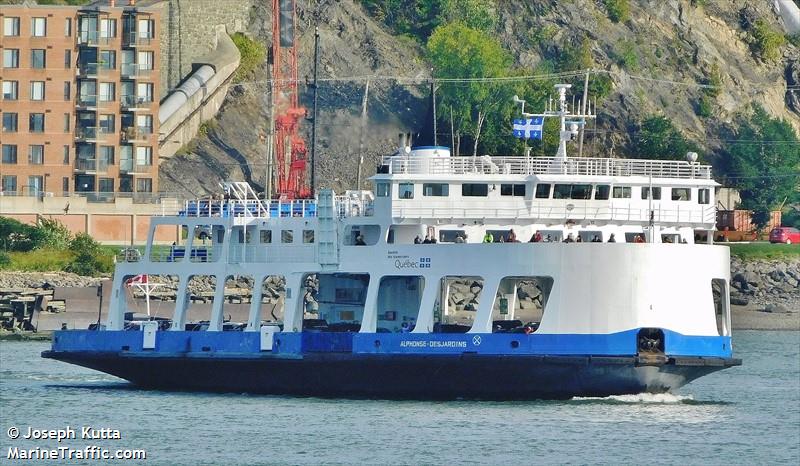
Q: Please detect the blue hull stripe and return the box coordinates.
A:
[51,329,733,358]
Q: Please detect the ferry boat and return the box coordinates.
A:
[43,84,741,399]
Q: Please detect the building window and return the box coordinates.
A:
[99,178,114,193]
[28,176,44,195]
[100,50,116,70]
[2,176,18,193]
[612,186,632,199]
[2,145,18,164]
[698,188,710,205]
[281,230,293,243]
[100,18,116,39]
[534,184,551,199]
[64,82,71,100]
[2,113,18,132]
[2,81,19,100]
[135,146,152,166]
[29,145,44,165]
[99,146,114,166]
[259,230,272,243]
[29,113,45,132]
[31,49,46,69]
[99,114,115,134]
[398,183,414,199]
[99,82,115,102]
[65,18,72,37]
[462,183,488,197]
[671,188,691,201]
[423,183,449,197]
[31,18,47,37]
[64,50,72,69]
[63,113,70,132]
[137,114,153,133]
[376,182,389,197]
[62,177,69,194]
[642,187,662,200]
[500,184,525,196]
[136,178,152,193]
[138,51,154,70]
[63,145,70,165]
[30,81,45,101]
[594,185,610,200]
[3,17,20,37]
[137,82,153,102]
[138,18,155,39]
[3,49,19,68]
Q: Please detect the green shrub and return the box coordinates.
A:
[0,216,37,252]
[695,95,712,117]
[613,40,639,70]
[231,33,266,83]
[64,252,103,277]
[70,232,100,255]
[0,251,10,267]
[751,19,786,61]
[602,0,630,23]
[33,217,72,250]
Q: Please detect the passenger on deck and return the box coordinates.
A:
[563,233,575,243]
[400,322,411,333]
[506,229,518,242]
[430,236,438,244]
[483,232,494,243]
[608,233,616,243]
[414,235,422,244]
[576,235,583,243]
[634,234,645,243]
[544,234,552,242]
[423,235,432,244]
[355,235,367,246]
[530,231,543,242]
[591,235,602,242]
[455,234,465,243]
[499,236,505,243]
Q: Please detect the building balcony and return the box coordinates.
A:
[75,126,113,142]
[76,94,98,109]
[119,159,152,175]
[74,158,110,174]
[121,127,151,143]
[123,32,153,48]
[77,62,113,77]
[77,31,108,46]
[121,63,152,78]
[121,94,153,110]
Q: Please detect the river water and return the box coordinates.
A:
[1,331,798,465]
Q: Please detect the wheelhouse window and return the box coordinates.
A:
[303,230,315,243]
[554,184,591,200]
[439,229,466,243]
[594,185,610,200]
[376,182,389,197]
[398,183,414,199]
[698,188,710,205]
[260,230,272,243]
[462,183,488,197]
[535,183,551,199]
[501,184,525,196]
[281,230,293,243]
[642,187,662,200]
[672,188,691,201]
[423,183,449,196]
[613,186,632,199]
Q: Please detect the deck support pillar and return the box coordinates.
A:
[412,276,440,333]
[283,273,306,332]
[246,274,266,331]
[208,274,227,331]
[170,276,190,330]
[106,271,127,330]
[469,275,501,333]
[359,275,381,333]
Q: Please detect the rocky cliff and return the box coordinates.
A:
[159,0,798,195]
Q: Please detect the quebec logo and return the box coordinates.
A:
[419,257,431,268]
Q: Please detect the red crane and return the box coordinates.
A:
[271,0,309,199]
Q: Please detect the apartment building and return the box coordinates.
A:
[0,0,161,200]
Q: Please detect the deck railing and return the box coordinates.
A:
[381,155,712,180]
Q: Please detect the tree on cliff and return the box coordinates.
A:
[724,106,800,229]
[427,21,512,156]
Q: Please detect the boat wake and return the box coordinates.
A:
[572,393,694,404]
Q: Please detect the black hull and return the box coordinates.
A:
[42,351,739,400]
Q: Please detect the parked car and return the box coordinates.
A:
[769,227,800,244]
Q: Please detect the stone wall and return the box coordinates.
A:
[730,258,800,312]
[158,0,254,99]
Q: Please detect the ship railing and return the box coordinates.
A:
[229,245,316,264]
[392,204,717,225]
[146,245,220,263]
[381,155,712,180]
[178,199,318,218]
